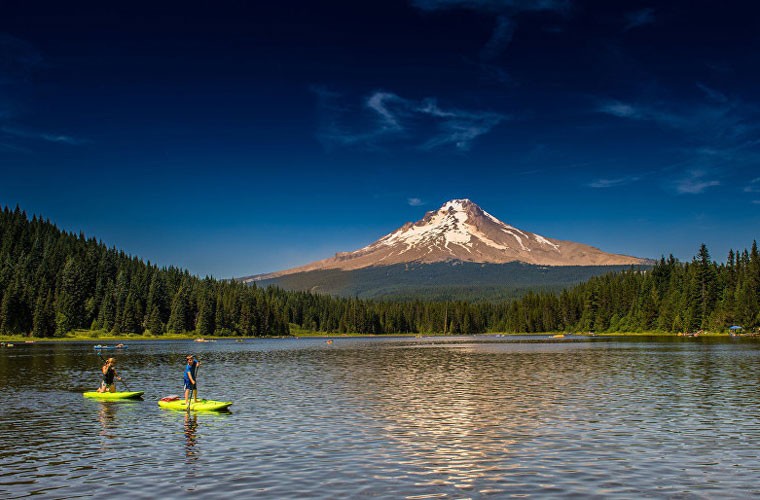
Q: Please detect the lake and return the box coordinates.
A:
[1,336,760,498]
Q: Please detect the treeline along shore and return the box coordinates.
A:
[1,205,758,337]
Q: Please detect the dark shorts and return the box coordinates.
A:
[184,381,196,391]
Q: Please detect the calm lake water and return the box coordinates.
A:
[1,336,760,499]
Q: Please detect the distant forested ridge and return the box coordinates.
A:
[1,205,758,336]
[252,261,643,302]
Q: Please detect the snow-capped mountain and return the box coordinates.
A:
[250,199,648,281]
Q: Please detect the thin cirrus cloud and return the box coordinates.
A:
[744,178,760,193]
[1,126,86,146]
[596,99,686,127]
[588,176,641,189]
[674,170,720,194]
[596,91,760,196]
[314,88,507,152]
[623,8,656,32]
[480,15,516,61]
[407,198,425,206]
[1,35,88,150]
[596,94,757,142]
[410,1,571,83]
[410,0,571,15]
[696,82,729,104]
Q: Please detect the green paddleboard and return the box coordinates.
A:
[83,391,144,400]
[158,398,232,411]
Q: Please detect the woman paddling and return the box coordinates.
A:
[97,357,122,393]
[184,355,201,404]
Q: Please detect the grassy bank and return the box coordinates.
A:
[0,330,213,343]
[1,329,747,343]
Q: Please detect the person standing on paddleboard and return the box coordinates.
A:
[184,355,200,404]
[97,357,121,393]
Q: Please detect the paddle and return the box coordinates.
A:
[94,351,107,391]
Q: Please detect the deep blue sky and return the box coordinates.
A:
[1,1,759,277]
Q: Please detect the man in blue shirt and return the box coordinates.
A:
[184,355,200,404]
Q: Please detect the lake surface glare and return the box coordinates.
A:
[1,336,760,498]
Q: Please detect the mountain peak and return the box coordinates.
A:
[252,199,649,278]
[381,198,560,262]
[441,198,473,208]
[438,198,479,214]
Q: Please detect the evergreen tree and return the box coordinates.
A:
[167,282,193,333]
[56,256,87,334]
[146,305,164,335]
[695,244,718,328]
[196,287,216,336]
[32,290,56,337]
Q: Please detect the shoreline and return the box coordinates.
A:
[0,330,747,343]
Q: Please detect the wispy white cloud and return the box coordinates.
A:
[366,92,405,131]
[477,62,511,84]
[1,126,87,146]
[597,100,642,119]
[420,115,506,151]
[480,15,516,61]
[596,99,696,130]
[696,82,728,104]
[407,197,425,206]
[416,97,506,151]
[411,1,571,83]
[41,133,84,145]
[0,34,89,151]
[596,94,757,142]
[314,88,507,152]
[624,8,655,31]
[411,0,570,14]
[588,176,640,188]
[744,178,760,193]
[597,88,760,197]
[675,170,720,194]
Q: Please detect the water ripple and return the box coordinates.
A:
[1,337,760,498]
